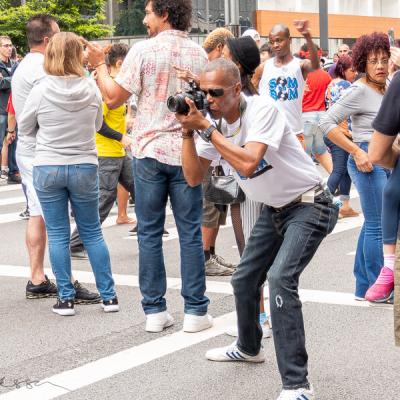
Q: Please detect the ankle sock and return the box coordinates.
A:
[204,250,211,262]
[210,246,215,256]
[384,253,395,272]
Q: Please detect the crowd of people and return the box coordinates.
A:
[1,0,399,399]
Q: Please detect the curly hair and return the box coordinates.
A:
[145,0,192,32]
[334,55,353,80]
[351,32,390,73]
[105,43,129,67]
[203,28,233,53]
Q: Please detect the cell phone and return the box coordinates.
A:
[388,28,395,46]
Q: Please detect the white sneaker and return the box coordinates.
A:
[145,311,174,333]
[276,386,314,400]
[206,341,265,363]
[183,313,213,332]
[225,323,272,339]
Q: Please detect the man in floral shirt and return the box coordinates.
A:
[85,0,212,333]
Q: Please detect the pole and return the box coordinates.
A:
[319,0,329,55]
[229,0,240,37]
[205,0,210,33]
[224,0,230,26]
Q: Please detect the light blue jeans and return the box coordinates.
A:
[347,142,390,297]
[33,164,116,301]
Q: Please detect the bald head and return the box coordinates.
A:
[270,24,290,38]
[202,58,241,86]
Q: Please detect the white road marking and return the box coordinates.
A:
[0,311,237,400]
[0,183,22,192]
[0,264,370,309]
[0,196,26,206]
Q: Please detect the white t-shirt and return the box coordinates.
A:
[12,52,46,156]
[196,95,321,208]
[259,57,305,135]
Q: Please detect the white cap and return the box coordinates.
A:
[242,28,261,41]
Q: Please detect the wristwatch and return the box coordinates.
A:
[198,125,216,143]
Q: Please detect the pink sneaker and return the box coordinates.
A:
[365,267,394,302]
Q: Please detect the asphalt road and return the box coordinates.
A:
[0,178,398,400]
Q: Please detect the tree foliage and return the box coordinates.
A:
[115,0,146,36]
[0,0,113,53]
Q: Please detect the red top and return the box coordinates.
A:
[6,93,15,115]
[302,69,332,112]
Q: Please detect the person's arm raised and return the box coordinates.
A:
[82,39,131,109]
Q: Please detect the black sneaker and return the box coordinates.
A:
[26,275,58,299]
[7,174,22,184]
[19,208,30,220]
[53,299,75,316]
[102,297,119,313]
[129,225,138,236]
[70,248,88,260]
[73,280,101,304]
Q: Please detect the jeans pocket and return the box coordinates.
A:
[74,164,98,194]
[33,166,59,190]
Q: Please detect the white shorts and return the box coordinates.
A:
[16,154,43,217]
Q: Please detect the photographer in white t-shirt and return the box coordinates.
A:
[175,58,338,400]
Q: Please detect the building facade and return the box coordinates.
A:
[256,0,400,54]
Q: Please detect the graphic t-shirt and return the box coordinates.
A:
[259,57,305,134]
[96,102,126,158]
[302,69,331,112]
[196,95,321,208]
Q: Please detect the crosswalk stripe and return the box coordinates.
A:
[0,264,376,309]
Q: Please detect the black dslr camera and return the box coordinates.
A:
[167,81,208,115]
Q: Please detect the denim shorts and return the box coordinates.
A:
[302,111,328,156]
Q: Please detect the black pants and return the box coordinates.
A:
[232,192,338,389]
[70,155,134,251]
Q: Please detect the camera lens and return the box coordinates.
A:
[167,94,190,114]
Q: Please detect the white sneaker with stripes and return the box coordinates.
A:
[205,341,265,363]
[276,386,314,400]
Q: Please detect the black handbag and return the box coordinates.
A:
[203,165,245,205]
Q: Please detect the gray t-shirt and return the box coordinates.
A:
[11,52,46,156]
[319,80,383,143]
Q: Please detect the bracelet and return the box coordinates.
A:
[93,61,106,69]
[181,131,194,139]
[7,130,15,134]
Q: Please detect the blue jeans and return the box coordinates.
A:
[133,157,209,315]
[7,134,18,175]
[33,164,116,301]
[324,136,351,201]
[0,114,7,156]
[347,142,390,297]
[232,191,338,389]
[382,158,400,244]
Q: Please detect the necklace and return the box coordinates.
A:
[215,96,247,139]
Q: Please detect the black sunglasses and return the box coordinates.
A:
[202,84,236,98]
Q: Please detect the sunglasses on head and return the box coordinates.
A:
[202,84,237,98]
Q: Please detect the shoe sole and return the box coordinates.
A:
[206,354,265,363]
[102,305,120,313]
[145,318,174,333]
[366,290,394,304]
[26,293,58,299]
[52,308,75,316]
[75,297,102,305]
[183,317,213,333]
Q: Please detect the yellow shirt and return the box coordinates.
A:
[95,102,126,157]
